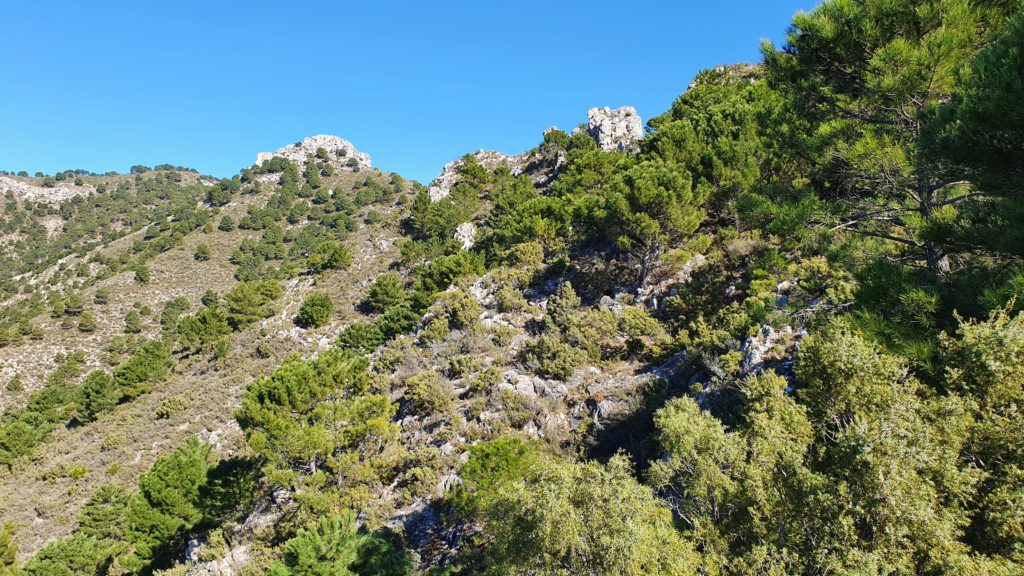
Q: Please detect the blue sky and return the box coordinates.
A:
[1,1,815,184]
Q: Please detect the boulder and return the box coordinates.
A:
[585,106,644,152]
[455,222,477,250]
[738,325,797,376]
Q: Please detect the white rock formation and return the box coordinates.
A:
[427,150,527,201]
[454,222,477,250]
[739,324,797,377]
[0,175,94,204]
[255,135,371,170]
[585,106,644,152]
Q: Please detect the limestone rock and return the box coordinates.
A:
[739,325,797,377]
[455,222,477,250]
[0,174,94,204]
[586,106,644,152]
[186,543,251,576]
[255,135,371,170]
[427,150,526,201]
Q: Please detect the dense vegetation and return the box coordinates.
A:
[4,1,1024,574]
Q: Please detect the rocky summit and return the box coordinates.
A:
[585,106,644,152]
[255,134,371,170]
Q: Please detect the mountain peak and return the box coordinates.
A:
[254,134,371,170]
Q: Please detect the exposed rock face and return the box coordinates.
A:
[185,543,251,576]
[255,134,371,170]
[454,222,477,250]
[586,106,644,152]
[427,150,526,201]
[739,324,797,377]
[0,175,94,204]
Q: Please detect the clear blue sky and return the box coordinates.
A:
[1,1,814,184]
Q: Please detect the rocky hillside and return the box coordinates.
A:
[3,3,1024,573]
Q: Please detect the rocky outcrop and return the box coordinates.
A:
[427,150,527,201]
[454,222,477,250]
[255,135,371,170]
[738,324,798,377]
[585,106,644,152]
[185,542,251,576]
[0,175,94,204]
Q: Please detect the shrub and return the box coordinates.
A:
[93,288,111,305]
[21,534,117,576]
[375,305,419,340]
[65,293,85,316]
[113,340,173,400]
[78,311,98,333]
[79,370,119,422]
[236,351,399,510]
[367,273,407,312]
[160,296,191,335]
[77,484,131,541]
[522,334,585,380]
[225,281,282,329]
[447,354,481,379]
[546,282,581,333]
[156,397,188,419]
[469,366,502,393]
[297,293,334,328]
[404,371,454,415]
[455,437,538,514]
[495,284,527,313]
[218,216,236,232]
[194,244,211,261]
[134,265,150,284]
[338,322,385,353]
[307,241,352,274]
[267,515,412,576]
[419,317,449,344]
[436,289,482,331]
[124,310,143,334]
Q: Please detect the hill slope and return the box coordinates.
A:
[3,4,1024,573]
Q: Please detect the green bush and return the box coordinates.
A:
[375,305,419,340]
[93,287,111,305]
[522,334,585,380]
[367,273,407,312]
[113,339,173,400]
[338,322,386,353]
[78,310,97,333]
[307,241,352,274]
[225,281,282,329]
[78,484,131,541]
[194,244,211,261]
[267,515,412,576]
[297,292,334,328]
[455,437,538,515]
[79,370,119,422]
[124,310,143,334]
[419,317,449,344]
[436,289,482,331]
[404,371,454,415]
[495,284,527,313]
[156,396,188,419]
[236,350,399,510]
[21,534,118,576]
